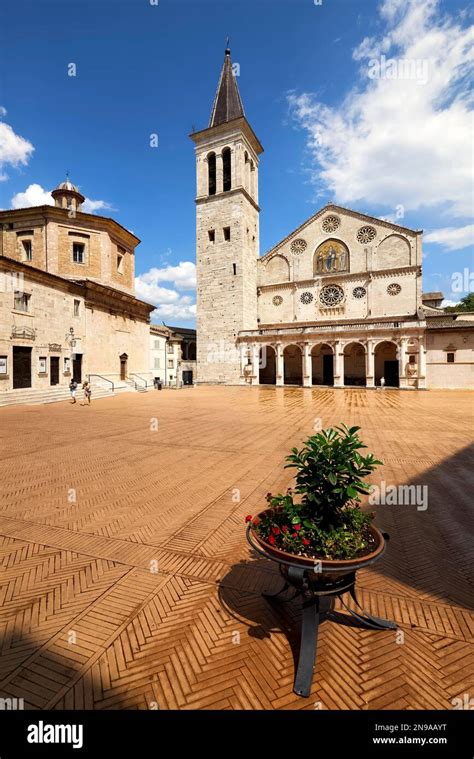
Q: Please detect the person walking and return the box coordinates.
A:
[69,379,78,403]
[81,380,92,406]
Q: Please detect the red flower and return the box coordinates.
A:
[271,526,281,535]
[292,532,298,538]
[293,524,302,531]
[268,534,276,545]
[302,538,310,546]
[244,515,253,523]
[282,525,289,534]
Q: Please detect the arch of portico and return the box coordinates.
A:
[239,330,427,389]
[311,343,334,386]
[283,344,303,385]
[374,340,399,386]
[259,344,277,384]
[343,341,367,386]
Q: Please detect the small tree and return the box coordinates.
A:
[250,424,383,560]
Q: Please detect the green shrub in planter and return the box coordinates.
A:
[252,424,383,560]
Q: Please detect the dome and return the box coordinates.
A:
[51,175,85,210]
[55,179,80,193]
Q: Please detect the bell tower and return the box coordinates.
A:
[191,48,263,384]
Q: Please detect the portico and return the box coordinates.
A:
[239,317,427,389]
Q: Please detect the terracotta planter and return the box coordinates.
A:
[249,508,386,584]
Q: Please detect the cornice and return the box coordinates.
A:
[0,205,140,247]
[195,186,260,212]
[257,266,421,292]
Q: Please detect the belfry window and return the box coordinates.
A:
[222,148,231,192]
[208,152,216,195]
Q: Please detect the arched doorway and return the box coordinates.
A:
[119,353,128,381]
[283,344,303,385]
[343,343,366,386]
[311,344,334,386]
[374,341,399,387]
[259,345,276,384]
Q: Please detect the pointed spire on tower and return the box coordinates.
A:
[208,47,244,128]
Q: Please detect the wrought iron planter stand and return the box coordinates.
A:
[247,527,397,698]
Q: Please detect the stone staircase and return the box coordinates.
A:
[122,378,148,394]
[0,385,115,408]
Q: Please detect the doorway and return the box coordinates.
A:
[323,354,334,386]
[259,346,276,384]
[73,354,82,384]
[374,342,399,387]
[384,360,400,388]
[50,356,60,386]
[182,370,193,385]
[13,346,32,389]
[120,353,128,381]
[283,345,303,385]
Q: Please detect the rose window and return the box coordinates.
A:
[322,215,340,233]
[352,286,367,299]
[272,295,283,306]
[319,284,344,307]
[300,291,313,304]
[387,283,402,296]
[357,226,376,244]
[290,238,307,255]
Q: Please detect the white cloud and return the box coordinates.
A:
[82,198,113,214]
[10,182,112,214]
[441,299,460,308]
[136,262,196,321]
[11,183,54,208]
[424,224,474,251]
[0,109,34,181]
[137,261,196,290]
[288,0,473,218]
[150,302,197,322]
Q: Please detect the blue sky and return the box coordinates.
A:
[1,0,472,325]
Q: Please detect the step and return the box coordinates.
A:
[0,387,115,407]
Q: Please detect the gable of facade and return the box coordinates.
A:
[257,205,422,326]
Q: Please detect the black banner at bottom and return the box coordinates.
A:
[0,709,471,757]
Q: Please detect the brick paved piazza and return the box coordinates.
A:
[0,386,472,710]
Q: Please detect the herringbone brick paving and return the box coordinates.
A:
[0,386,472,709]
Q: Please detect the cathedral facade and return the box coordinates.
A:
[191,50,473,390]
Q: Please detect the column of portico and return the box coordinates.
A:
[275,343,284,386]
[302,342,312,387]
[252,343,260,385]
[398,338,408,388]
[239,342,248,378]
[418,336,427,389]
[216,152,223,193]
[366,339,375,388]
[333,341,344,387]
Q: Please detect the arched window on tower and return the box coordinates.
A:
[222,147,231,192]
[208,152,216,196]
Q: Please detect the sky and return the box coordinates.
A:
[0,0,472,326]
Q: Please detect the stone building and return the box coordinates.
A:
[0,178,154,398]
[191,49,473,390]
[149,324,196,387]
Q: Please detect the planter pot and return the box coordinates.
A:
[246,508,395,698]
[249,509,386,589]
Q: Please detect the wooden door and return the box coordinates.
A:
[50,357,60,385]
[13,347,32,389]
